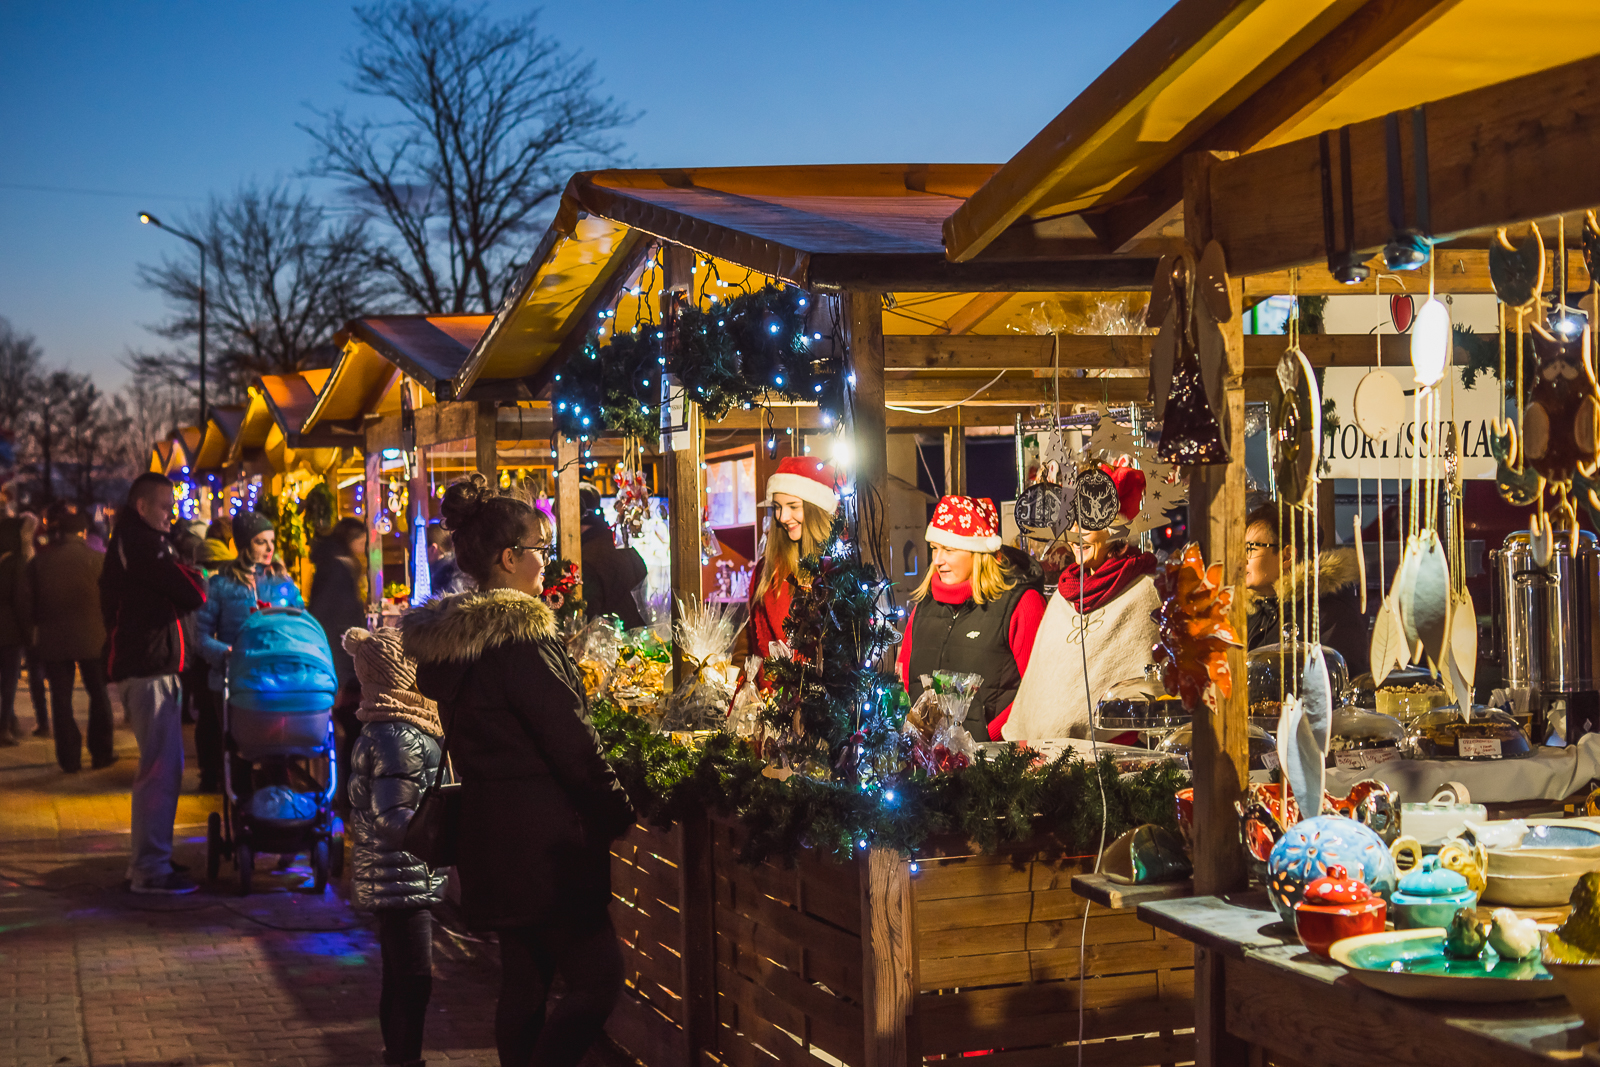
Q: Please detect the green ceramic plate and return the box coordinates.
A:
[1329,929,1561,1002]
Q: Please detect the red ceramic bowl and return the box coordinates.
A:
[1294,897,1387,958]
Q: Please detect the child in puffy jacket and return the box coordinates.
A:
[345,626,446,1067]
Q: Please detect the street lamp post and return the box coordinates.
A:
[138,212,207,427]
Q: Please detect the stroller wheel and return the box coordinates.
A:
[328,832,345,880]
[311,840,330,894]
[206,813,222,882]
[236,844,254,896]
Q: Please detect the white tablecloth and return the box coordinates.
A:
[1325,732,1600,804]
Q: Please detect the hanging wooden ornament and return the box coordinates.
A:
[1523,324,1600,481]
[1146,253,1176,329]
[1198,241,1235,323]
[1302,644,1333,755]
[1156,257,1229,465]
[1073,467,1121,531]
[1489,225,1545,310]
[1369,600,1407,686]
[1405,530,1453,668]
[1353,370,1406,441]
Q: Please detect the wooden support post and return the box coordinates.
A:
[364,448,383,613]
[665,400,702,687]
[676,815,716,1067]
[943,405,966,497]
[556,433,583,601]
[843,290,889,567]
[860,847,914,1067]
[474,400,497,484]
[1183,150,1250,899]
[1194,948,1252,1067]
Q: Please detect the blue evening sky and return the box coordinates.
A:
[0,1,1169,389]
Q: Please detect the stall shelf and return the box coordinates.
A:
[606,816,1195,1067]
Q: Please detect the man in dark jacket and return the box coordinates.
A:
[578,485,647,629]
[30,510,114,771]
[100,473,208,894]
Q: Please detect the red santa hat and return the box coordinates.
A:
[926,495,1003,553]
[1103,463,1146,522]
[764,456,840,514]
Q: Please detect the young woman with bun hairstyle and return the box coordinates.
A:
[747,457,840,663]
[401,473,635,1067]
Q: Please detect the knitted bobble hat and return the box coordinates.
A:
[926,495,1003,553]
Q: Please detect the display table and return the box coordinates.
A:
[1137,892,1588,1067]
[1325,734,1600,804]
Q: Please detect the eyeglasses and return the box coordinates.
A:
[1244,541,1279,557]
[512,543,557,564]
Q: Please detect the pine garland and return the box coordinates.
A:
[592,701,1187,866]
[553,331,661,440]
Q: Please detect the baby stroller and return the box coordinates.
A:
[206,606,343,895]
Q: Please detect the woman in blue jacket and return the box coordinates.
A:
[195,511,303,709]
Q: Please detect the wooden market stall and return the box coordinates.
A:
[451,162,1235,1067]
[938,0,1600,1062]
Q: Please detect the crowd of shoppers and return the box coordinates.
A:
[8,470,642,1066]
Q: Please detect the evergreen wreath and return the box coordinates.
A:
[550,283,847,436]
[552,330,662,441]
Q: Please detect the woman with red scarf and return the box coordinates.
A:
[999,465,1160,741]
[896,496,1046,741]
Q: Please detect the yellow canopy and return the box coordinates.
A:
[943,0,1600,261]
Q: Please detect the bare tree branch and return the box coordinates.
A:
[130,181,389,406]
[303,1,636,314]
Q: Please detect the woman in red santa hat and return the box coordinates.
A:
[748,456,840,662]
[1000,464,1160,741]
[895,496,1046,741]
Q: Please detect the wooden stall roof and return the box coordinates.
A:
[451,164,1161,400]
[944,0,1600,262]
[255,368,361,451]
[147,439,174,475]
[193,406,245,472]
[299,316,493,435]
[224,387,277,467]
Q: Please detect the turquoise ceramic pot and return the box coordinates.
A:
[1267,815,1399,926]
[1391,856,1478,929]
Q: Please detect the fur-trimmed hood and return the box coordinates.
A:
[1245,547,1360,615]
[402,587,557,664]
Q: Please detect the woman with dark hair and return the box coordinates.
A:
[309,516,369,688]
[1243,504,1369,676]
[402,474,634,1067]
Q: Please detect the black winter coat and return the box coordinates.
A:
[1246,547,1370,678]
[100,517,208,681]
[580,522,647,629]
[348,719,448,912]
[0,521,33,649]
[403,588,635,931]
[308,536,366,687]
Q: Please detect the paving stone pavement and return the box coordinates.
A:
[0,677,627,1067]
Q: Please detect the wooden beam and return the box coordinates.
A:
[1244,250,1591,298]
[939,293,1011,335]
[811,254,1161,293]
[845,290,890,568]
[1184,151,1250,899]
[556,433,583,601]
[712,406,1036,430]
[860,847,914,1067]
[887,376,1148,405]
[665,401,702,686]
[883,333,1417,370]
[1097,0,1465,251]
[474,401,497,483]
[1210,52,1600,277]
[943,405,966,497]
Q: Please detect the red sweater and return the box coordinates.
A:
[748,560,793,663]
[895,575,1046,740]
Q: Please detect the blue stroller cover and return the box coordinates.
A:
[230,607,338,714]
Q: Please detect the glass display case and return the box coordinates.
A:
[1247,640,1349,729]
[1094,664,1189,734]
[1406,706,1535,761]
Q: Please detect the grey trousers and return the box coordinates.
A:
[119,675,184,880]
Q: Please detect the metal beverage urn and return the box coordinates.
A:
[1491,529,1600,743]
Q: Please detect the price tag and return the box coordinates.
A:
[1334,748,1399,772]
[1261,751,1280,772]
[1458,738,1503,758]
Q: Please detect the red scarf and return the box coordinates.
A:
[929,574,973,604]
[1056,550,1156,613]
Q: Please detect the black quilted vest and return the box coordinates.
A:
[906,578,1037,737]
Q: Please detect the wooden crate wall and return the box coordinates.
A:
[611,821,693,1067]
[912,846,1195,1067]
[709,816,866,1067]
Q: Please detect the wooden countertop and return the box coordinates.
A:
[1138,892,1591,1065]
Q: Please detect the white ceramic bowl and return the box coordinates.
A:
[1485,869,1587,907]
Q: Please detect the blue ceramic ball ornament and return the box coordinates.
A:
[1266,815,1398,926]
